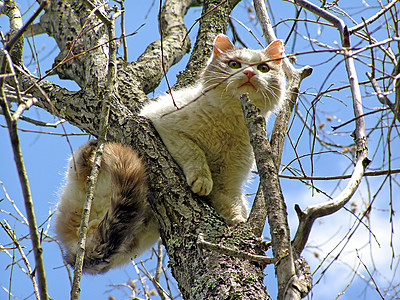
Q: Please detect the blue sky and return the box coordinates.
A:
[0,1,399,299]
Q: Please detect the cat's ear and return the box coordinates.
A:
[265,40,284,65]
[213,34,235,56]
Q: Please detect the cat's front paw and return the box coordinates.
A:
[187,171,213,196]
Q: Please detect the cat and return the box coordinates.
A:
[140,34,285,224]
[55,141,159,273]
[55,34,286,273]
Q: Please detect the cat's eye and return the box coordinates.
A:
[228,60,241,69]
[257,64,270,73]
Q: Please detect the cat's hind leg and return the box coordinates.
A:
[208,187,248,225]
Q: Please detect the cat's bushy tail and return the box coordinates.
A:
[55,141,159,274]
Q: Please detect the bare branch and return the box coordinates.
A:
[240,93,299,300]
[197,233,274,264]
[290,0,370,256]
[367,72,400,123]
[280,168,400,180]
[246,185,267,237]
[251,2,314,298]
[0,220,40,300]
[293,0,349,47]
[70,2,117,298]
[130,0,192,94]
[348,0,399,34]
[151,240,171,300]
[0,4,49,297]
[253,0,313,167]
[139,260,172,300]
[176,0,241,87]
[117,0,128,61]
[0,74,49,300]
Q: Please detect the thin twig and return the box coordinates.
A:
[70,2,117,299]
[132,260,150,300]
[279,167,400,180]
[0,9,49,295]
[116,0,128,60]
[0,220,40,300]
[0,181,28,225]
[366,72,400,123]
[197,233,274,264]
[139,261,172,300]
[155,241,163,283]
[331,107,389,131]
[356,250,385,299]
[291,0,370,256]
[348,0,398,34]
[158,0,177,109]
[229,15,264,48]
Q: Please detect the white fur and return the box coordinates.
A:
[55,150,112,250]
[140,43,286,224]
[55,142,160,273]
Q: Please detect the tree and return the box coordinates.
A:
[0,0,398,299]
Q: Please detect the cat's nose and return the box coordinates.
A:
[244,69,255,79]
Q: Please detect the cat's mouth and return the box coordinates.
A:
[239,81,256,89]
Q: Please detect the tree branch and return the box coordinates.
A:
[1,220,40,300]
[290,0,370,256]
[19,0,193,120]
[366,72,400,123]
[247,185,267,237]
[176,0,241,88]
[251,2,314,298]
[252,0,312,252]
[0,3,49,298]
[293,0,349,47]
[240,94,302,300]
[3,0,49,64]
[0,54,49,300]
[70,2,117,299]
[197,233,274,264]
[348,0,398,34]
[37,0,98,86]
[126,0,192,95]
[253,0,312,182]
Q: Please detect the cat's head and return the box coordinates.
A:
[202,34,286,115]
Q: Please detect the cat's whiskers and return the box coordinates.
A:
[225,80,236,94]
[262,86,280,107]
[207,63,231,74]
[264,89,278,105]
[203,76,227,88]
[206,68,230,76]
[259,90,271,108]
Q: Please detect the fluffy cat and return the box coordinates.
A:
[140,34,285,224]
[55,141,159,273]
[55,34,285,273]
